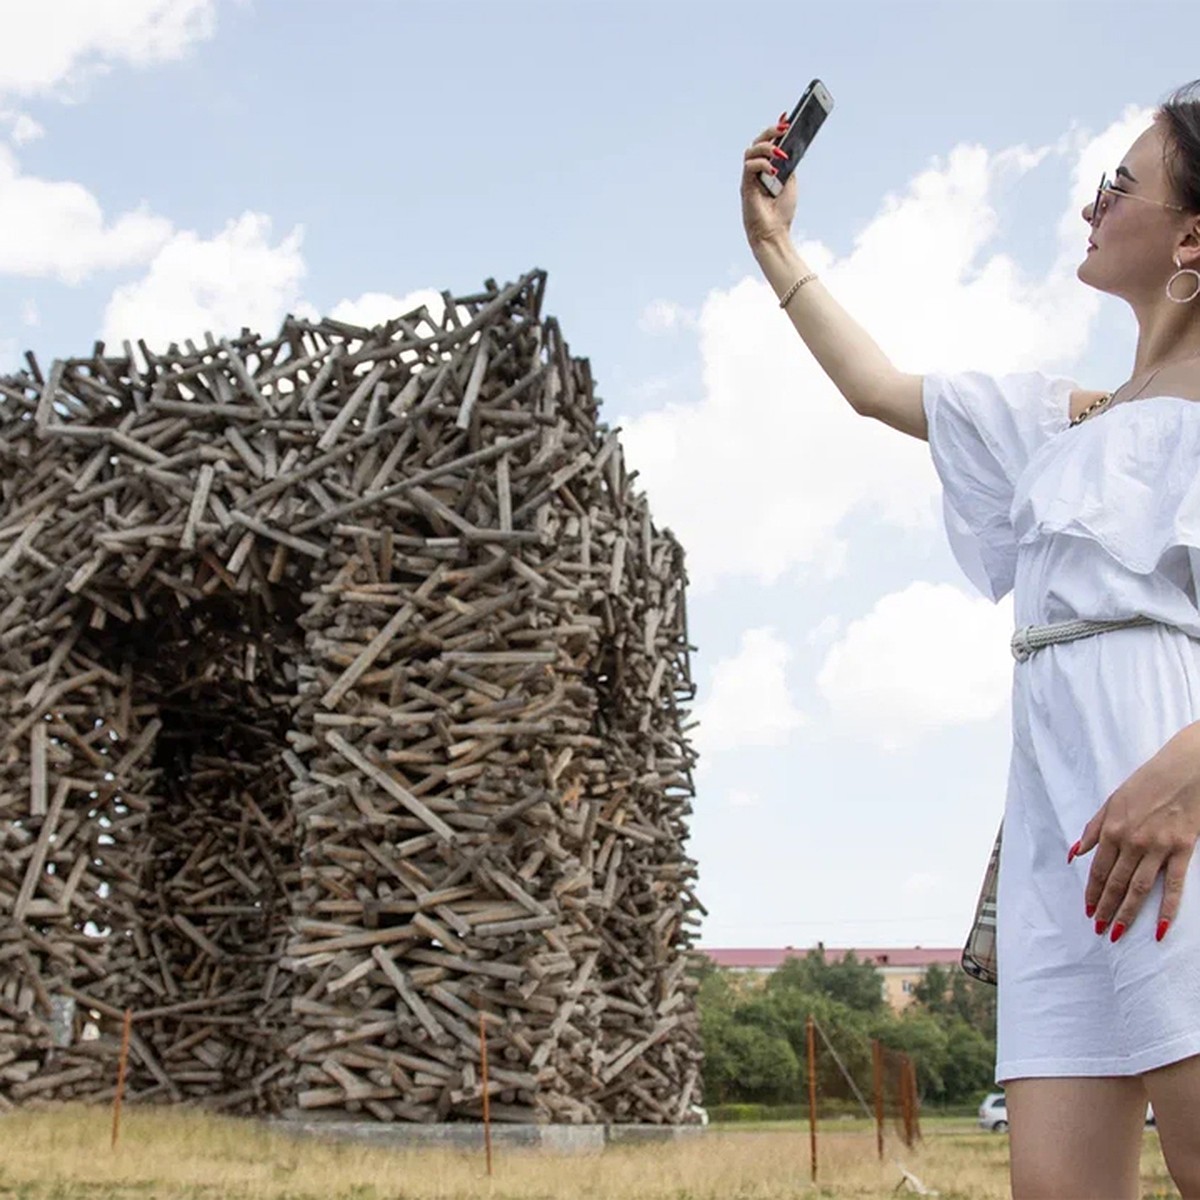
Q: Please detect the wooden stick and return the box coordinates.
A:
[900,1053,916,1148]
[111,1007,132,1149]
[480,1011,493,1176]
[807,1013,818,1184]
[321,602,416,708]
[13,778,71,921]
[29,722,47,817]
[456,342,489,431]
[325,732,456,842]
[872,1038,885,1162]
[907,1055,922,1144]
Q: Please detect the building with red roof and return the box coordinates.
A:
[699,945,962,1010]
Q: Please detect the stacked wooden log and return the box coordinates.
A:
[0,270,705,1123]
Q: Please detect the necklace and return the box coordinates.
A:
[1070,347,1200,428]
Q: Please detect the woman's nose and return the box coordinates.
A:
[1082,202,1094,225]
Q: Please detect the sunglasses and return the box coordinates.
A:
[1091,172,1186,226]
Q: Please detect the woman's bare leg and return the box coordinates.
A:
[1143,1053,1200,1198]
[1004,1076,1146,1199]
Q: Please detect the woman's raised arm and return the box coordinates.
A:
[742,121,927,440]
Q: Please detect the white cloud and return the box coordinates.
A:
[322,289,447,332]
[0,3,221,299]
[806,615,842,647]
[624,375,681,408]
[0,146,171,282]
[638,299,692,334]
[0,0,218,101]
[8,113,44,145]
[100,255,458,365]
[816,581,1013,750]
[618,120,1145,592]
[693,627,805,761]
[101,213,305,351]
[728,789,759,809]
[902,871,942,898]
[20,299,38,327]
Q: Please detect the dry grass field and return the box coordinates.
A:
[0,1107,1182,1199]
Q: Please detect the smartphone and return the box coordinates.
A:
[759,79,834,197]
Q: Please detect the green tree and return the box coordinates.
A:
[701,1007,800,1103]
[940,1017,995,1102]
[735,970,879,1107]
[766,946,885,1013]
[697,961,739,1016]
[948,970,997,1042]
[911,963,997,1043]
[696,961,999,1108]
[911,963,953,1016]
[877,1007,949,1100]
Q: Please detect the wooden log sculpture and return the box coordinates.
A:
[0,270,704,1123]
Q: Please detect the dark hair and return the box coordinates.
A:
[1157,80,1200,211]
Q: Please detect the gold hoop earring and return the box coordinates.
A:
[1167,253,1200,303]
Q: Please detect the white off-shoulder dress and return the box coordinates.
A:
[925,372,1200,1082]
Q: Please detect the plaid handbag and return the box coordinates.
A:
[961,822,1001,986]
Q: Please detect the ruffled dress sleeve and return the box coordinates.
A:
[923,371,1072,602]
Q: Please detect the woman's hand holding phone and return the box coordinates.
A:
[742,117,797,253]
[743,82,832,255]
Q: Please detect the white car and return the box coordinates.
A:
[978,1092,1155,1133]
[978,1092,1010,1132]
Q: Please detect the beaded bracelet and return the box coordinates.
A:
[778,272,818,308]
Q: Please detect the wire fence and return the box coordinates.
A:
[800,1015,922,1184]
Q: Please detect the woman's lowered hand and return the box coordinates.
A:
[1071,720,1200,943]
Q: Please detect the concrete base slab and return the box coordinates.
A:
[272,1116,705,1154]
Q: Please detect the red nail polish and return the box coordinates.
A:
[1157,919,1170,942]
[779,111,787,123]
[768,165,779,176]
[1086,903,1096,918]
[772,146,789,160]
[1067,840,1081,864]
[1095,919,1108,935]
[1110,922,1126,943]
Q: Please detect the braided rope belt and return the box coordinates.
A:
[1010,615,1158,662]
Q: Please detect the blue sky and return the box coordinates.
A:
[2,0,1196,951]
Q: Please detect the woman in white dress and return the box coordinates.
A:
[742,82,1200,1199]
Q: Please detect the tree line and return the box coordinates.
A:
[698,948,997,1108]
